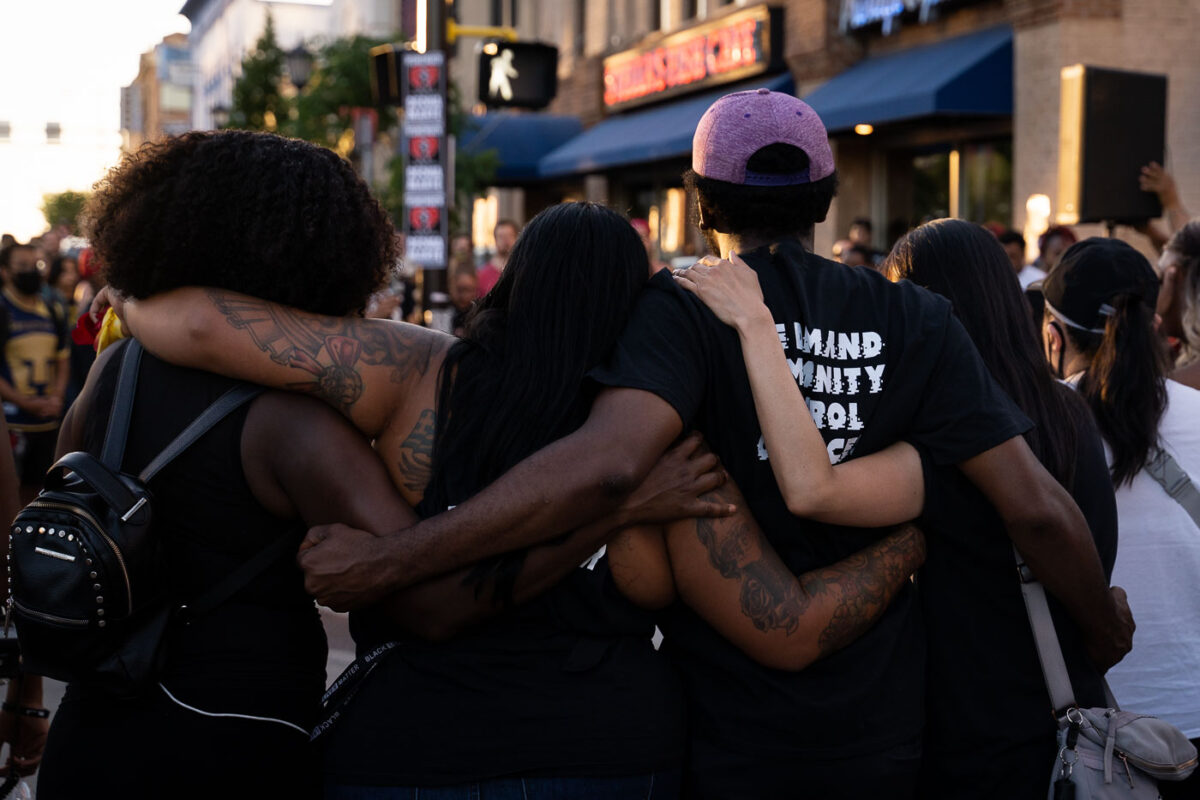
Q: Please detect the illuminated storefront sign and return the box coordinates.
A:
[603,5,783,113]
[839,0,977,35]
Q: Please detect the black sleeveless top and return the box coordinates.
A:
[79,341,327,728]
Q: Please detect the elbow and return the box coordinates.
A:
[783,483,833,520]
[597,458,642,502]
[1001,482,1068,531]
[181,303,215,353]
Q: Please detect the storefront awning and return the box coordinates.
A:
[802,26,1013,133]
[458,113,583,181]
[539,73,795,178]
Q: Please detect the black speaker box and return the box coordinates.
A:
[1057,65,1167,225]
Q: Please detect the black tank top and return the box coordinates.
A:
[80,341,326,728]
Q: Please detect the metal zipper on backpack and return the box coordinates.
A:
[25,500,133,615]
[12,599,90,627]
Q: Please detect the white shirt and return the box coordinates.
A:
[1017,264,1047,289]
[1106,380,1200,737]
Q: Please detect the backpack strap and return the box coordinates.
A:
[138,384,263,482]
[100,339,143,469]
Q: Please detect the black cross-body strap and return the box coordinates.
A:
[177,531,299,623]
[138,384,263,482]
[100,339,144,469]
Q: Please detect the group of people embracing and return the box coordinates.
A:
[16,86,1192,800]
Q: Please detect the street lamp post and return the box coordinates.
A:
[286,44,315,91]
[210,104,231,129]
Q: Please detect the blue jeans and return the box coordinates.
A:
[326,771,681,800]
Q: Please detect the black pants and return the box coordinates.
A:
[685,737,922,800]
[40,684,320,800]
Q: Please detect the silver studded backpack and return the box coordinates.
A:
[6,339,273,696]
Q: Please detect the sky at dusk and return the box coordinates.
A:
[0,1,191,237]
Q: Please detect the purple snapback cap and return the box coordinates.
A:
[693,88,834,186]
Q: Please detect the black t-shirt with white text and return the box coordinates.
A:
[590,241,1032,788]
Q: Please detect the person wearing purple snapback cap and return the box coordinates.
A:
[280,89,1133,797]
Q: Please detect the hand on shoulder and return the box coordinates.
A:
[673,253,772,332]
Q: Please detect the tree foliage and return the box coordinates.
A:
[227,23,497,232]
[41,190,90,231]
[229,14,286,131]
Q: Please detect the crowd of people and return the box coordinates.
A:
[0,86,1196,800]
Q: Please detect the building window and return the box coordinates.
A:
[491,0,516,27]
[683,0,698,20]
[45,122,61,144]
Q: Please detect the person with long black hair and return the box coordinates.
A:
[1040,237,1200,798]
[887,222,1119,796]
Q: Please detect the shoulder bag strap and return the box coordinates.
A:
[138,384,263,482]
[178,531,298,622]
[100,339,144,469]
[1144,446,1200,529]
[1013,546,1079,719]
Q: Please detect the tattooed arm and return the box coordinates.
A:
[120,288,452,437]
[610,479,926,671]
[299,433,728,642]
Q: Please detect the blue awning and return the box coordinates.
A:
[802,26,1013,133]
[540,73,795,178]
[458,113,583,181]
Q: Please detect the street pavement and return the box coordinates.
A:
[22,607,355,794]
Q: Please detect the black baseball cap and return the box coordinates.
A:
[1040,238,1159,334]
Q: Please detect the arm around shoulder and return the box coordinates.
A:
[124,288,451,437]
[958,436,1133,670]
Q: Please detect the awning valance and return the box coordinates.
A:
[459,113,583,182]
[802,26,1013,133]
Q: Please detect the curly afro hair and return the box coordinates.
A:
[86,130,396,316]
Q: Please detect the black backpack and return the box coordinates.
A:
[6,339,285,695]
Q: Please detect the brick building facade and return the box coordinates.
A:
[453,0,1199,263]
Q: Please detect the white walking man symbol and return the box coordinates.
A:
[488,49,518,102]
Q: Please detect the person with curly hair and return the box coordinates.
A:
[34,131,713,799]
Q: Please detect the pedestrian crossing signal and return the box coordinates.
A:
[477,41,558,110]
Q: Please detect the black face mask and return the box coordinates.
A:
[11,272,42,296]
